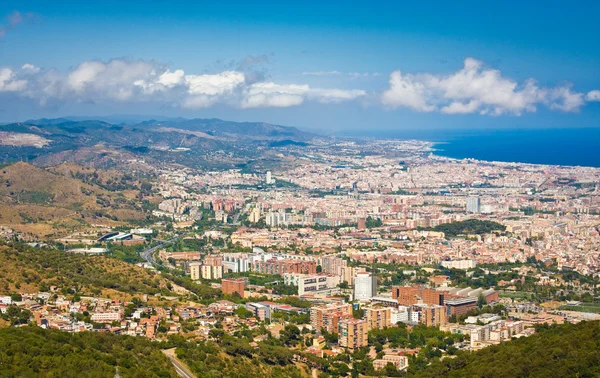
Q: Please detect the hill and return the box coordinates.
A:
[0,242,172,299]
[411,321,600,378]
[0,117,315,169]
[0,327,178,377]
[0,162,153,238]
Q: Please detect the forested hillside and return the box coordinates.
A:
[0,242,171,298]
[412,321,600,378]
[0,327,178,377]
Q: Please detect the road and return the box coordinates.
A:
[162,348,196,378]
[141,234,181,266]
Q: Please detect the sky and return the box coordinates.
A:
[0,0,599,132]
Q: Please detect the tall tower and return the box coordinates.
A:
[466,197,481,213]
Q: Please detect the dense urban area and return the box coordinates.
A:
[0,118,599,377]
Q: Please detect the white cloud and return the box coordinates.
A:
[241,82,366,108]
[0,68,27,92]
[441,100,481,114]
[0,58,365,110]
[382,58,589,115]
[381,71,435,112]
[548,86,585,112]
[309,88,366,103]
[21,64,40,73]
[586,90,600,102]
[184,71,245,96]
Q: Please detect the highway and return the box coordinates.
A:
[141,235,181,266]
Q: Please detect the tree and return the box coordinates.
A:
[477,293,487,309]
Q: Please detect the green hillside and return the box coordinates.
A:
[0,242,172,299]
[412,321,600,378]
[0,327,177,377]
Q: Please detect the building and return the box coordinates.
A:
[390,306,416,324]
[199,265,223,280]
[338,318,369,351]
[159,250,201,261]
[284,273,338,296]
[310,303,352,333]
[354,272,377,301]
[373,355,409,371]
[320,255,347,278]
[266,171,273,185]
[392,286,444,306]
[189,262,202,280]
[252,258,316,276]
[222,278,245,298]
[341,266,366,284]
[445,297,478,318]
[222,253,250,273]
[364,306,392,329]
[246,302,270,321]
[441,259,476,270]
[413,304,446,327]
[249,208,261,223]
[90,311,123,323]
[466,197,481,213]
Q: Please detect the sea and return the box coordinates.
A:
[343,128,600,168]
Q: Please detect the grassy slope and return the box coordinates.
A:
[0,162,149,238]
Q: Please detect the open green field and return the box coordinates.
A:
[557,302,600,314]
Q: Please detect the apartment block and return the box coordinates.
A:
[338,318,369,351]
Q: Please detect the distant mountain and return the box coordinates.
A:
[135,117,315,141]
[27,114,187,124]
[0,117,317,169]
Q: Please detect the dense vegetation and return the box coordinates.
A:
[424,219,506,237]
[0,242,171,297]
[0,327,177,377]
[412,321,600,378]
[174,336,309,378]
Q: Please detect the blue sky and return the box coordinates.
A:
[0,0,599,131]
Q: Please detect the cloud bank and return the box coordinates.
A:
[0,59,366,109]
[382,58,594,115]
[0,57,597,114]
